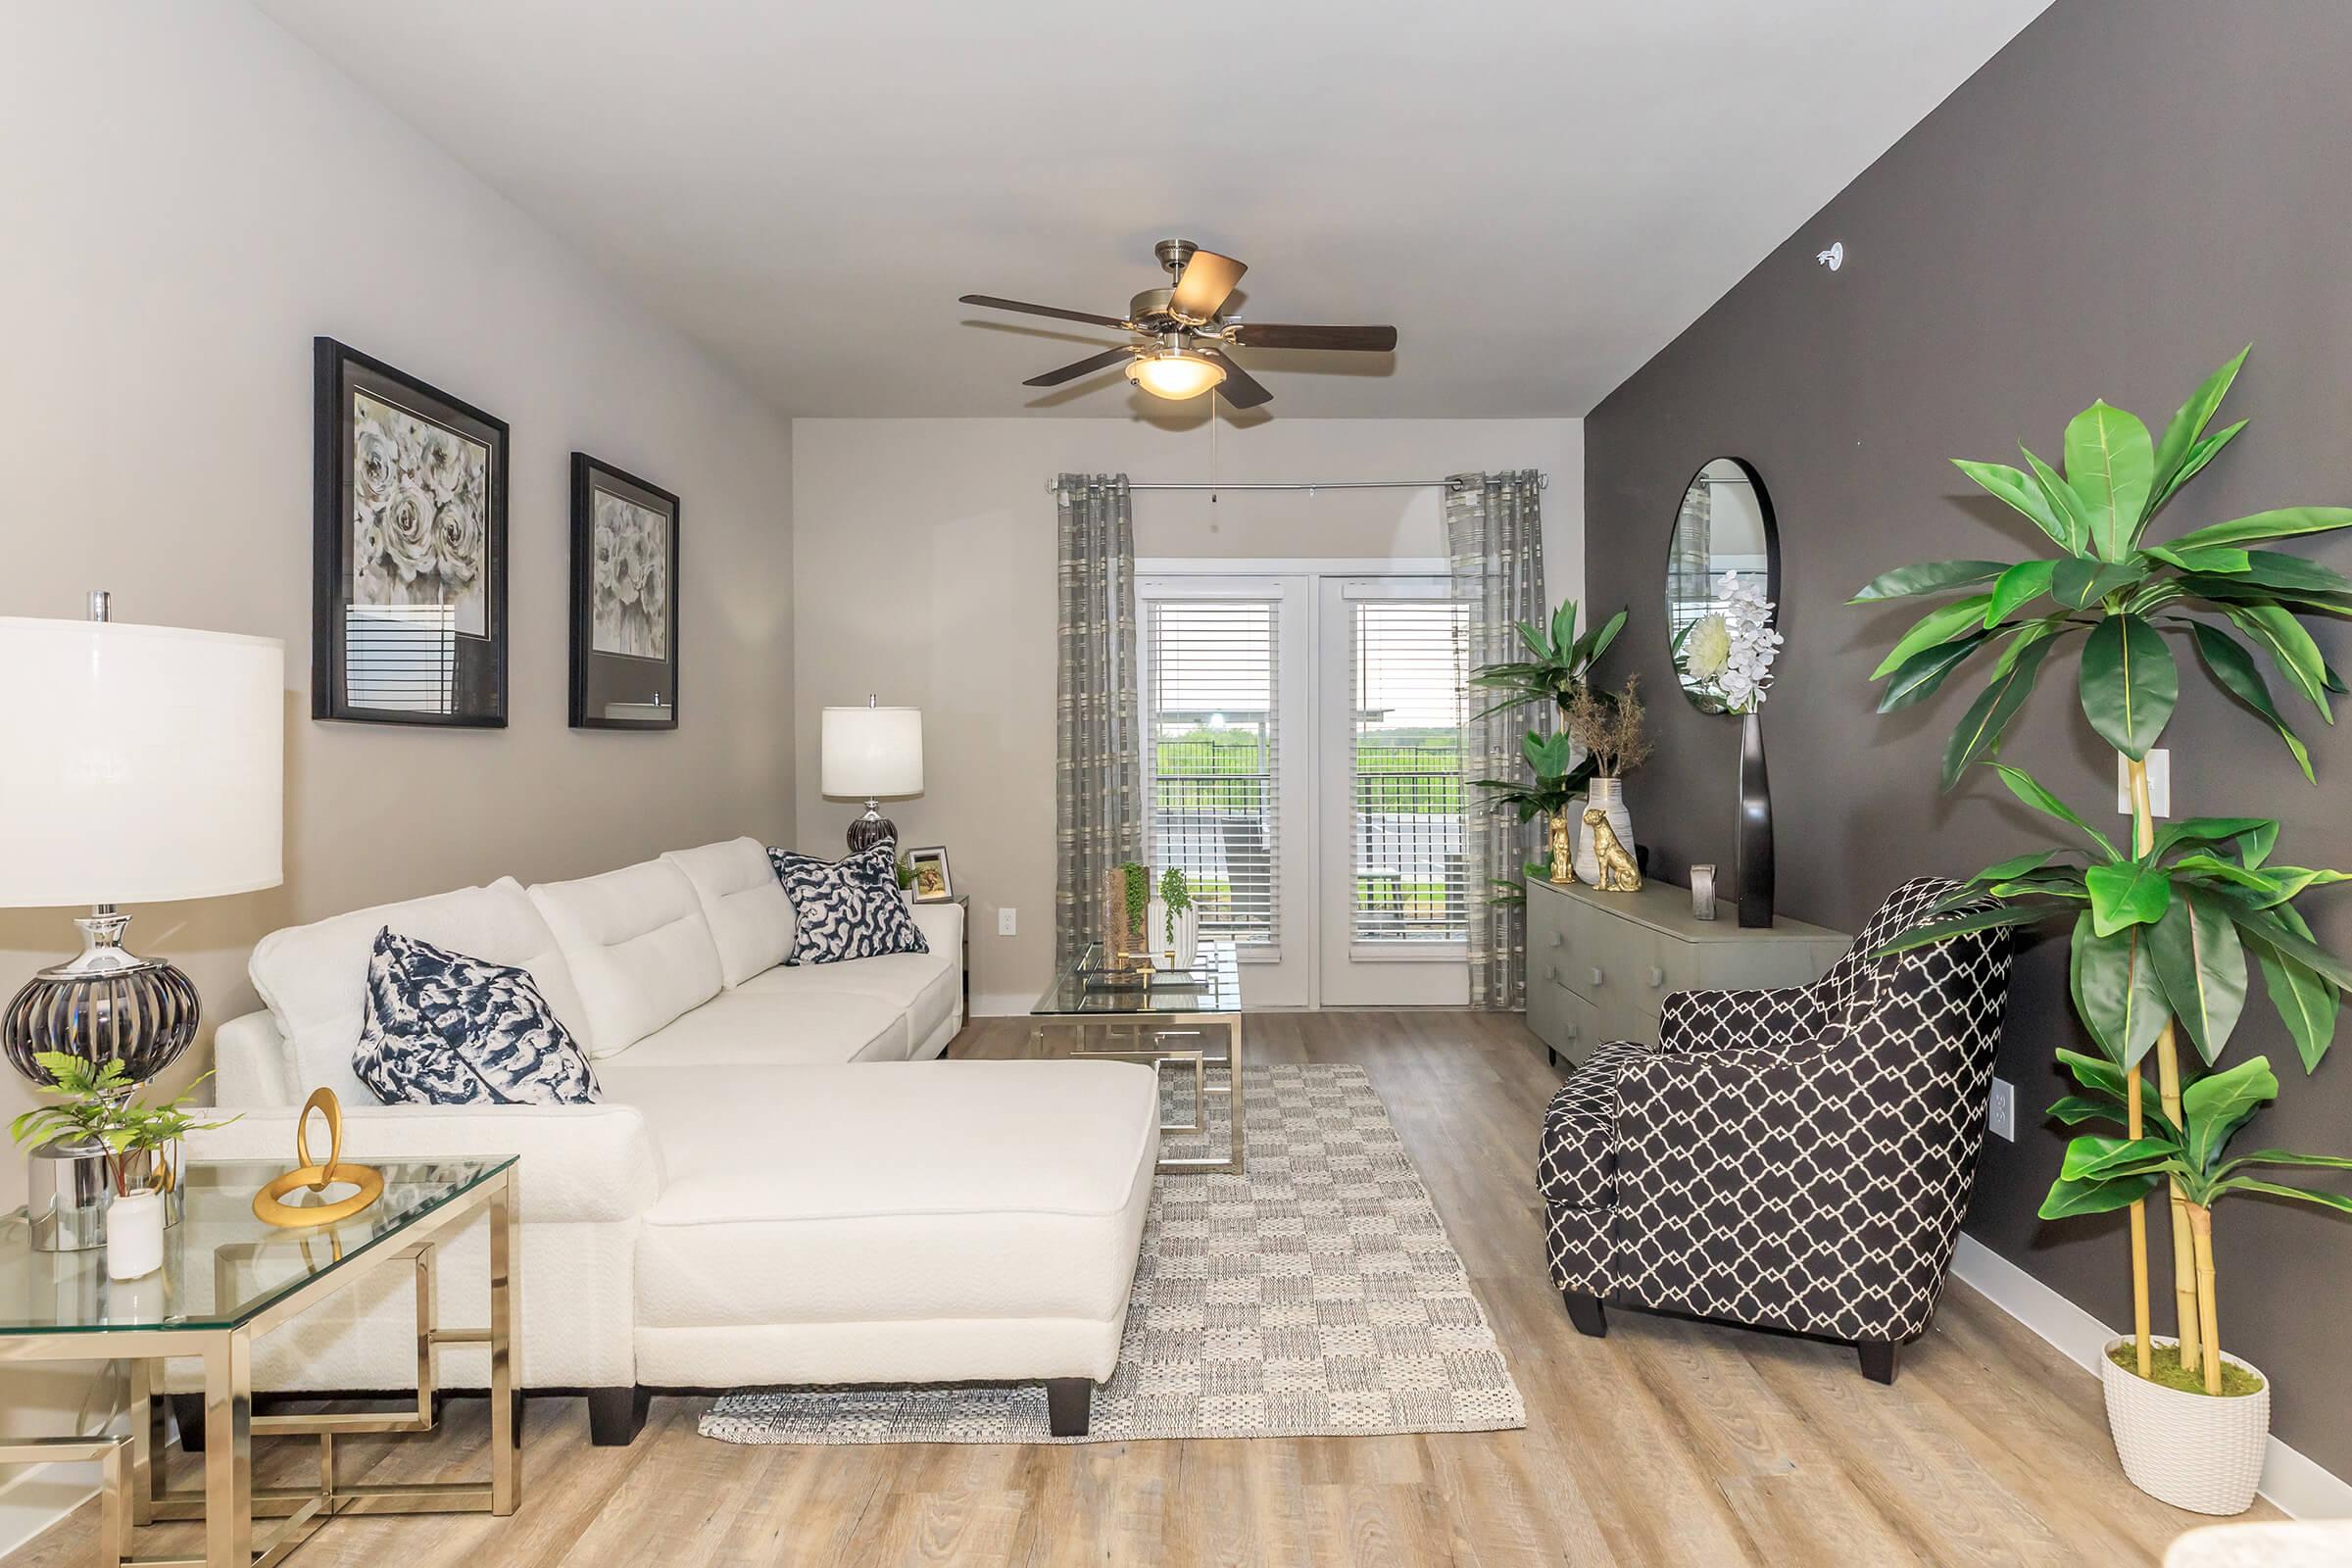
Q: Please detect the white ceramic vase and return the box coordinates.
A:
[1573,777,1634,885]
[1149,900,1200,969]
[106,1190,165,1281]
[2100,1336,2270,1515]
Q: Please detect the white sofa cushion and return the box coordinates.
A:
[738,949,958,1053]
[663,838,795,988]
[529,859,724,1057]
[593,989,909,1083]
[625,1061,1158,1344]
[249,877,587,1105]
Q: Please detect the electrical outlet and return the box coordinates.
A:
[2118,749,2171,817]
[1987,1076,2016,1142]
[998,907,1017,937]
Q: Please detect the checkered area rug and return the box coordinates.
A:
[698,1062,1526,1445]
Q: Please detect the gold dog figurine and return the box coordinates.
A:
[1582,806,1642,892]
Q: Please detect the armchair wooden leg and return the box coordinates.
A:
[588,1385,650,1446]
[1046,1378,1092,1438]
[1560,1289,1607,1338]
[1857,1340,1899,1385]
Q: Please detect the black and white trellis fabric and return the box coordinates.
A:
[1539,878,2015,1346]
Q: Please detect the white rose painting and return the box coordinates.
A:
[590,488,670,660]
[351,391,491,638]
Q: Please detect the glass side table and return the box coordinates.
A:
[0,1156,519,1567]
[1031,941,1246,1174]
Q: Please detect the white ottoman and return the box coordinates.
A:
[608,1058,1160,1434]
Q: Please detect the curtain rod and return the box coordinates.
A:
[1044,474,1547,494]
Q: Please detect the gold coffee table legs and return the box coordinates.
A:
[1030,1013,1246,1174]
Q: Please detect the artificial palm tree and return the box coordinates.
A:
[1853,348,2352,1395]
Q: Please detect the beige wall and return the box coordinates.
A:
[0,4,794,1519]
[790,416,1583,1011]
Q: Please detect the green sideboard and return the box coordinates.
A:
[1524,877,1850,1068]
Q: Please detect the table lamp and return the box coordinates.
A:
[1,595,283,1250]
[820,696,922,853]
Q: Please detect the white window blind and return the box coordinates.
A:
[1146,599,1279,947]
[1350,598,1469,943]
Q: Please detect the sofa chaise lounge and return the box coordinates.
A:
[184,837,1158,1443]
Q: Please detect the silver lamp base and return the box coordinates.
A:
[846,800,897,855]
[26,1137,184,1253]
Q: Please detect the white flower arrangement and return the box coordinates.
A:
[1674,570,1783,714]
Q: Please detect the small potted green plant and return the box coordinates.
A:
[1154,866,1199,969]
[10,1054,238,1279]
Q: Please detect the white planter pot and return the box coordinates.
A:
[2101,1336,2270,1515]
[1148,900,1200,969]
[1573,778,1634,886]
[106,1191,166,1281]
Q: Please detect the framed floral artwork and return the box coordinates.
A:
[312,338,509,725]
[569,453,680,730]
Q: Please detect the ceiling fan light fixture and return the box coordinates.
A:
[1125,347,1226,401]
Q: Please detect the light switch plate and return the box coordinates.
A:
[2118,748,2170,817]
[1987,1077,2016,1142]
[998,907,1017,936]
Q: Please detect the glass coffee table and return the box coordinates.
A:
[1031,941,1245,1174]
[0,1156,519,1568]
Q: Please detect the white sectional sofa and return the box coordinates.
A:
[188,837,1158,1443]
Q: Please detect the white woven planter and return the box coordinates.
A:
[2101,1336,2269,1516]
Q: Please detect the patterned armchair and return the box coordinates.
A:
[1537,878,2014,1383]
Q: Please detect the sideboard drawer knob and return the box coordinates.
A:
[1547,930,1563,947]
[1647,965,1665,988]
[1590,967,1605,989]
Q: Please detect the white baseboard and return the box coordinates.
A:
[0,1456,102,1560]
[1950,1234,2352,1519]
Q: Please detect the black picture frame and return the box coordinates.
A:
[312,337,510,726]
[569,453,681,730]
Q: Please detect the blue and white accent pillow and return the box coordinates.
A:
[354,928,600,1106]
[767,843,930,965]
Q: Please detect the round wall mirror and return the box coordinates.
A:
[1665,457,1780,714]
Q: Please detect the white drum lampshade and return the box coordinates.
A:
[821,700,922,852]
[1,610,284,1138]
[1,614,284,907]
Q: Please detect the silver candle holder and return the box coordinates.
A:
[1690,864,1719,921]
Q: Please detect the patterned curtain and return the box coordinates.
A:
[1054,474,1144,968]
[1447,470,1547,1011]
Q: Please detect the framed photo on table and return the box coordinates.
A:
[313,337,509,725]
[569,452,680,730]
[906,846,954,902]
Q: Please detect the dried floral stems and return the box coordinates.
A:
[1565,674,1654,779]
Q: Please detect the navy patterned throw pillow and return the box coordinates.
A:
[767,843,930,965]
[354,928,600,1106]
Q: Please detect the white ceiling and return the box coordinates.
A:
[255,0,2047,419]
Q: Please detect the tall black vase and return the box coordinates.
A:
[1737,709,1775,928]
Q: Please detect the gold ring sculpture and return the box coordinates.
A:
[252,1088,386,1228]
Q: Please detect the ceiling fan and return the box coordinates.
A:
[959,239,1397,410]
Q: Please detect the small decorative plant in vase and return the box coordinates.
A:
[1154,867,1199,970]
[1855,348,2352,1515]
[10,1054,238,1279]
[1469,600,1627,895]
[1107,861,1153,971]
[1564,675,1653,887]
[1674,570,1785,925]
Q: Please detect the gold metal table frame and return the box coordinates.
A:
[1029,1015,1246,1176]
[0,1164,519,1568]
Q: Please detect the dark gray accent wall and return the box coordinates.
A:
[1585,0,2352,1475]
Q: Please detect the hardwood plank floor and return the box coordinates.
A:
[6,1010,2264,1567]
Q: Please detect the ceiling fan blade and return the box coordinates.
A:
[1022,346,1136,387]
[1226,322,1397,353]
[959,294,1133,330]
[1168,251,1247,321]
[1195,347,1272,410]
